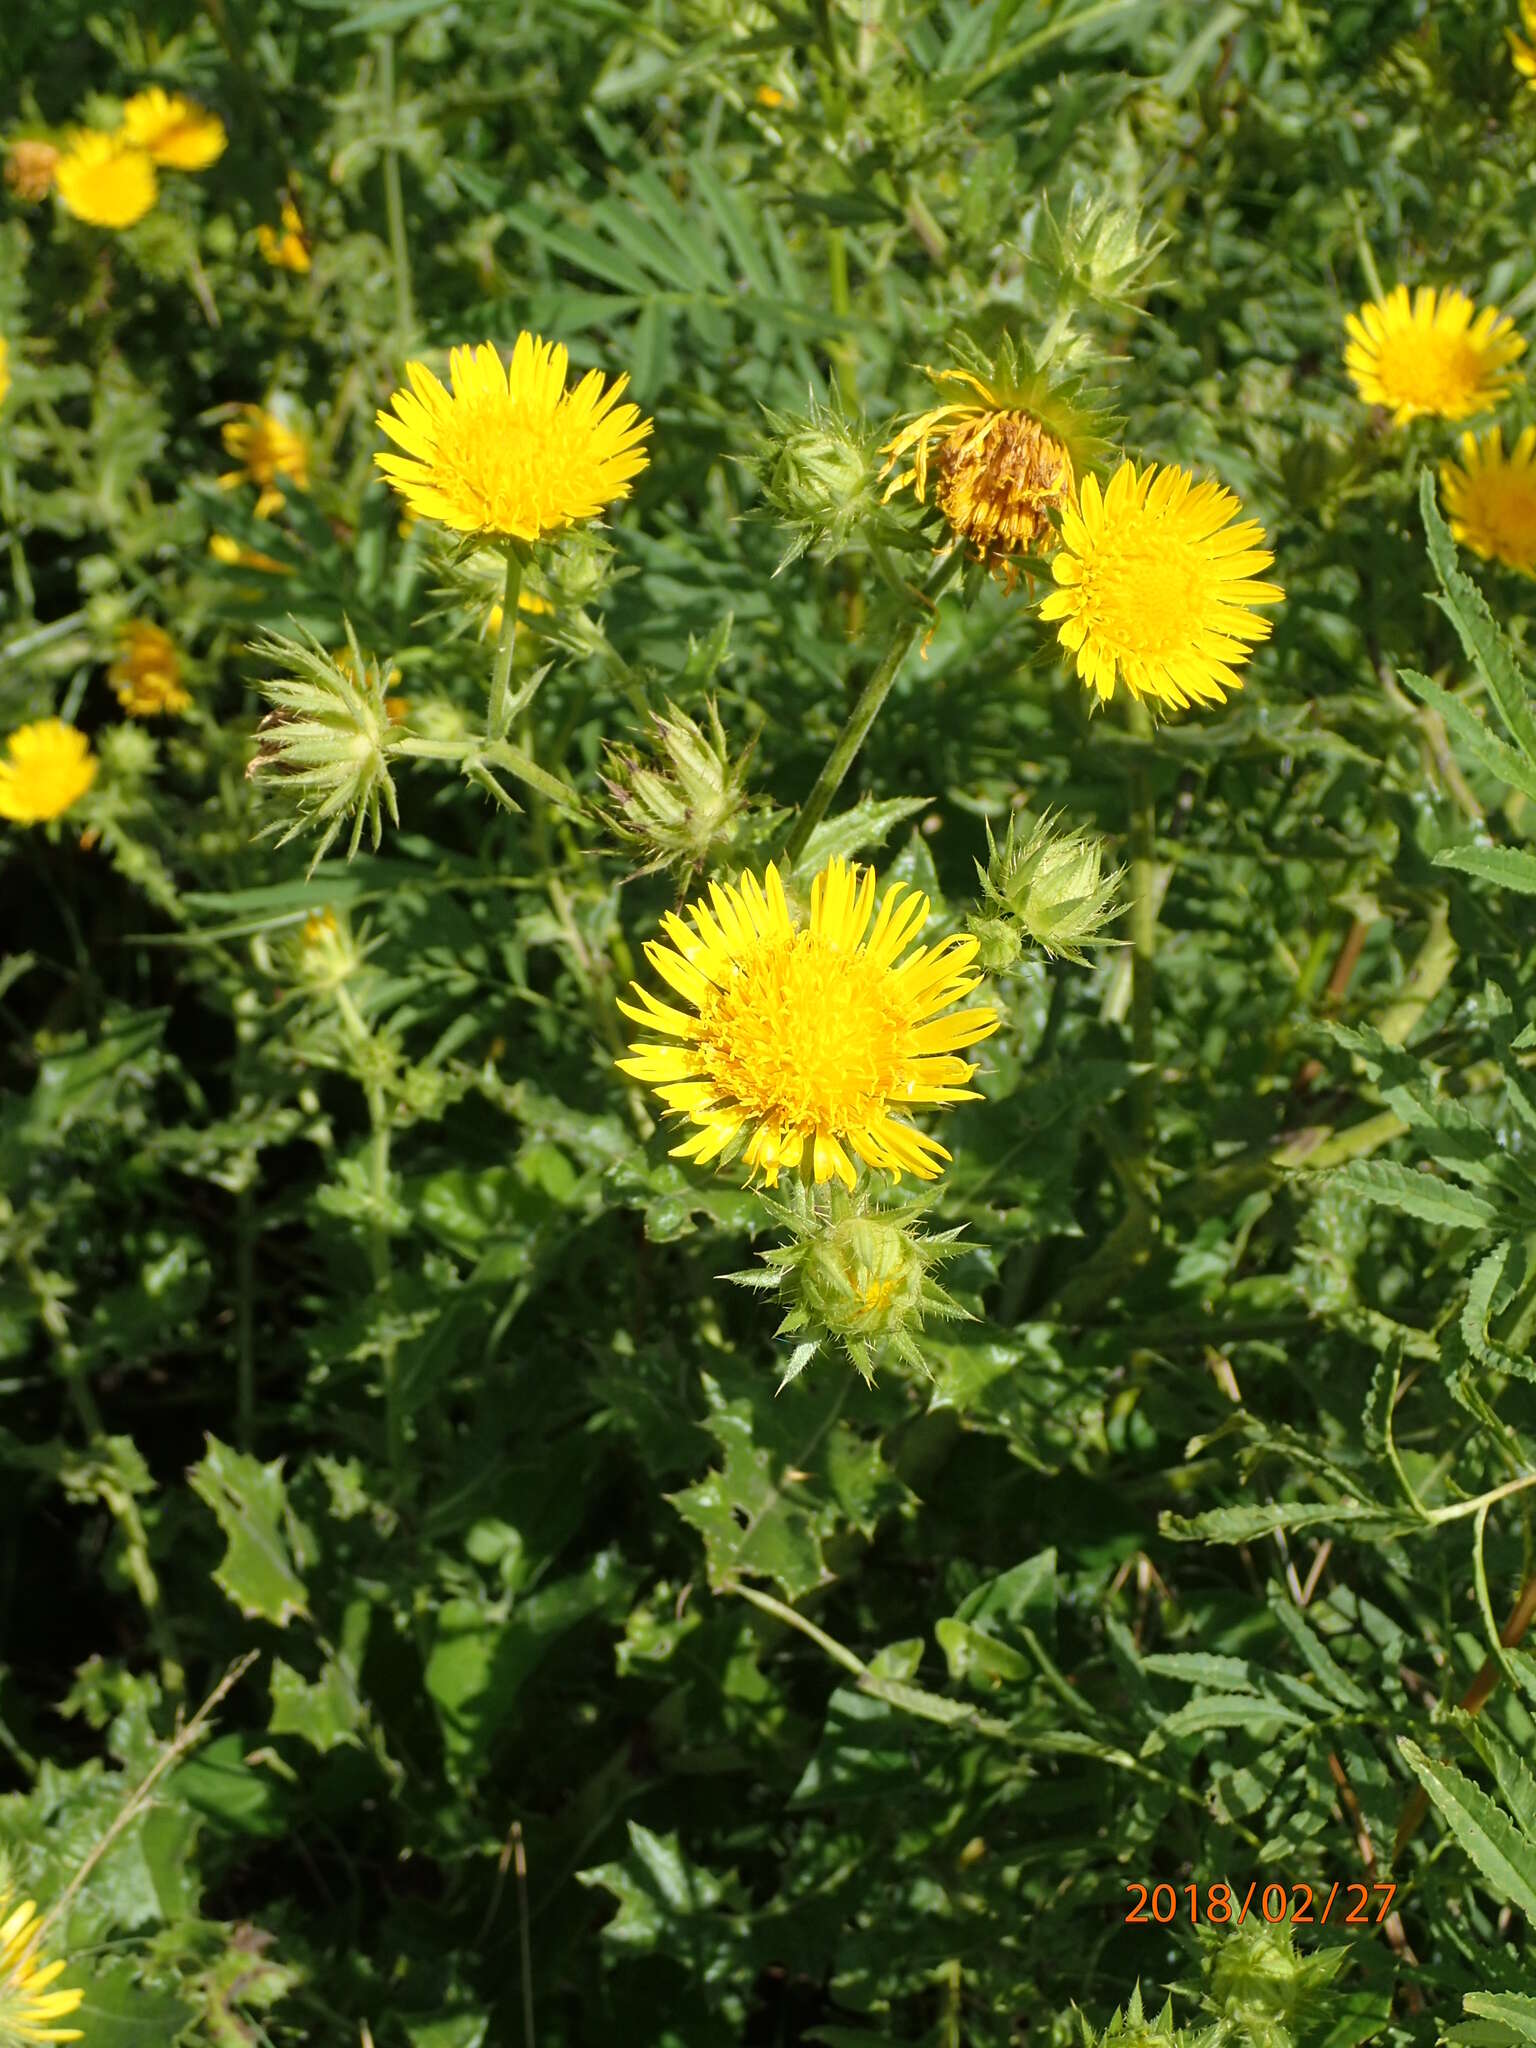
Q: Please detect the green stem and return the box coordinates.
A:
[1345,190,1384,303]
[236,1181,255,1450]
[486,547,525,742]
[1126,696,1158,1150]
[825,228,856,408]
[379,34,415,345]
[782,554,957,868]
[335,984,403,1486]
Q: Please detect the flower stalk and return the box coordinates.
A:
[782,552,958,867]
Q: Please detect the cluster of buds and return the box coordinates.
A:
[967,808,1124,972]
[1020,187,1167,323]
[727,1180,973,1390]
[246,625,400,870]
[744,390,899,572]
[599,696,779,883]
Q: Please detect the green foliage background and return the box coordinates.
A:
[6,1,1536,2041]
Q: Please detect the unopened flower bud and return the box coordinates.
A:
[291,906,362,991]
[246,627,400,871]
[1021,189,1166,320]
[727,1181,972,1388]
[969,808,1123,968]
[745,393,887,571]
[600,696,778,882]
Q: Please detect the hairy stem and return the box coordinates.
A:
[486,547,525,742]
[782,553,957,868]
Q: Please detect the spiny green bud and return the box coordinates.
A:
[745,391,889,572]
[1021,188,1167,321]
[1201,1921,1345,2048]
[600,696,778,883]
[726,1180,972,1390]
[1070,1984,1217,2048]
[246,624,400,873]
[968,808,1123,968]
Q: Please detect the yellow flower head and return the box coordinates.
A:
[208,532,291,574]
[119,87,227,169]
[881,337,1115,580]
[257,198,310,272]
[1439,426,1536,577]
[616,856,1000,1192]
[0,339,10,412]
[1511,0,1536,82]
[0,1891,84,2042]
[54,130,157,228]
[5,140,59,203]
[219,408,310,519]
[0,720,98,826]
[1344,285,1525,427]
[1038,459,1284,712]
[109,620,191,717]
[374,334,652,543]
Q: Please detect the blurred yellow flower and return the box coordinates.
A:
[756,85,785,107]
[1440,426,1536,577]
[55,130,156,228]
[0,720,98,825]
[0,1890,84,2041]
[220,408,309,518]
[485,588,553,636]
[1344,285,1525,426]
[208,532,291,574]
[120,87,227,169]
[375,334,652,542]
[109,620,192,717]
[0,339,10,412]
[4,139,58,203]
[1510,0,1536,83]
[257,198,311,272]
[1039,460,1283,712]
[617,857,999,1191]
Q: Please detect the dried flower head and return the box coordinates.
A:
[109,620,192,717]
[375,334,652,543]
[5,140,58,203]
[617,855,999,1191]
[1344,285,1525,426]
[0,720,98,826]
[881,332,1114,578]
[55,130,157,228]
[1039,459,1283,711]
[727,1179,973,1388]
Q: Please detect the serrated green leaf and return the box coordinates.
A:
[268,1656,363,1753]
[188,1437,312,1626]
[790,794,931,881]
[1400,1738,1536,1922]
[1464,1994,1536,2043]
[1422,471,1536,765]
[1332,1158,1498,1231]
[1436,845,1536,896]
